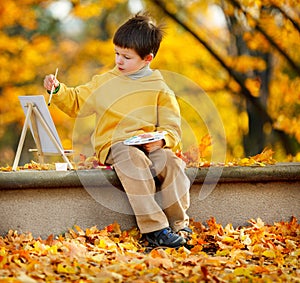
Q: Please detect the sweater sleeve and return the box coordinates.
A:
[156,89,182,149]
[51,75,101,118]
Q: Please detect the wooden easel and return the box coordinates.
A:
[12,96,73,171]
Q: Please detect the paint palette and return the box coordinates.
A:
[124,131,166,145]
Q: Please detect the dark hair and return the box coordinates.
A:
[113,12,164,59]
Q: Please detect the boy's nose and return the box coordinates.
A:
[116,56,123,65]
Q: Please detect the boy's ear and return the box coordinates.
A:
[144,53,154,63]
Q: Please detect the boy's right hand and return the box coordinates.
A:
[43,74,59,91]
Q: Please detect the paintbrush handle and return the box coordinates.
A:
[48,68,58,106]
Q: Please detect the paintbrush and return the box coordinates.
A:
[48,68,58,106]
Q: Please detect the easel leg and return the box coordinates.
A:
[12,104,33,171]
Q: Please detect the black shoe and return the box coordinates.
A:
[145,227,186,248]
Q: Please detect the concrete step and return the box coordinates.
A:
[0,163,299,237]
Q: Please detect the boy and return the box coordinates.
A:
[44,13,191,248]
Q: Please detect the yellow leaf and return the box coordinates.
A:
[234,267,252,277]
[262,249,276,258]
[0,253,7,269]
[98,238,107,249]
[216,249,230,256]
[222,236,235,243]
[0,247,6,256]
[46,245,58,255]
[239,157,251,165]
[118,242,137,252]
[97,238,116,250]
[57,263,77,274]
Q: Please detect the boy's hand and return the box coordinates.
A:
[143,139,164,153]
[43,74,59,91]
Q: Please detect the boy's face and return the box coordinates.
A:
[114,45,152,75]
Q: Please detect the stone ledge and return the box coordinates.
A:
[0,163,299,237]
[1,163,299,190]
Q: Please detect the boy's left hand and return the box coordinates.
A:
[143,139,164,153]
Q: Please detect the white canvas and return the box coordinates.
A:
[19,95,63,154]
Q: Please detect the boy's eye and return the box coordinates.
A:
[115,52,130,59]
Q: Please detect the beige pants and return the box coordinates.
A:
[106,142,190,234]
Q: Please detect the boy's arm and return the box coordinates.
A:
[51,82,96,117]
[156,90,182,149]
[44,74,100,118]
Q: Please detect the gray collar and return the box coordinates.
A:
[127,65,153,80]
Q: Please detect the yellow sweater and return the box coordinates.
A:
[52,67,182,164]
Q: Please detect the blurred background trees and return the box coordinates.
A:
[0,0,299,166]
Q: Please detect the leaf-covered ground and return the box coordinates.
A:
[0,217,299,282]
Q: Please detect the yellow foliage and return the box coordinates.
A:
[243,31,270,51]
[0,0,299,167]
[72,0,123,19]
[274,115,300,143]
[73,2,103,19]
[245,77,261,97]
[226,55,266,73]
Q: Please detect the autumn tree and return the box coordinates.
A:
[151,0,300,158]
